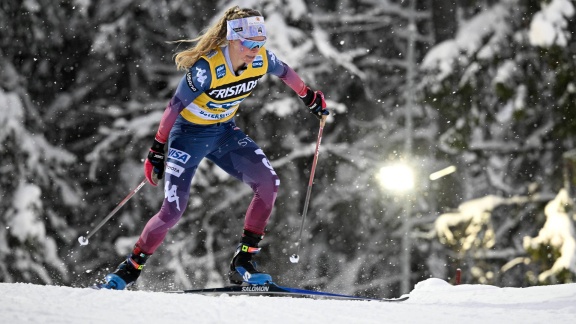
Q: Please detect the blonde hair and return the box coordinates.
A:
[173,6,262,71]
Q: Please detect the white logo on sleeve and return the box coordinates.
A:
[196,67,207,86]
[269,52,277,65]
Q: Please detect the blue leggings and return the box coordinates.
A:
[136,117,279,254]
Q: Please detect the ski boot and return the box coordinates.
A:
[228,230,273,285]
[98,247,150,290]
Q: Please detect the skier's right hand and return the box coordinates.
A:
[144,139,165,186]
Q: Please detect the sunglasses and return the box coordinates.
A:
[234,31,266,50]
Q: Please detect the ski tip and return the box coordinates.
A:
[384,295,409,302]
[90,283,108,290]
[90,275,128,291]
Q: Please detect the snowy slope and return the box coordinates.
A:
[1,278,575,324]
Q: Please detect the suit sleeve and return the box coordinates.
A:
[155,59,211,143]
[265,49,308,97]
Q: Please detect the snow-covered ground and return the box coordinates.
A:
[1,278,575,323]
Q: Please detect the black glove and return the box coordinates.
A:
[144,139,165,186]
[300,87,329,119]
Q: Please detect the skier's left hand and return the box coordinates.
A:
[144,139,165,186]
[300,87,329,120]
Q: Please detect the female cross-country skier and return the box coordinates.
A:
[100,6,329,290]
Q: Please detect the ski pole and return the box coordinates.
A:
[78,178,147,246]
[290,116,327,263]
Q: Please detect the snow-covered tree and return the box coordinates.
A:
[421,0,576,285]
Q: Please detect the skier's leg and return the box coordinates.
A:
[207,127,279,284]
[208,129,280,235]
[103,128,209,290]
[134,152,197,254]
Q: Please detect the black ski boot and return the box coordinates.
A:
[101,247,150,290]
[228,230,272,285]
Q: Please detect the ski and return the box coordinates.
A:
[166,282,409,302]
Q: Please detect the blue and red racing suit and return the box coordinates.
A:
[135,46,310,254]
